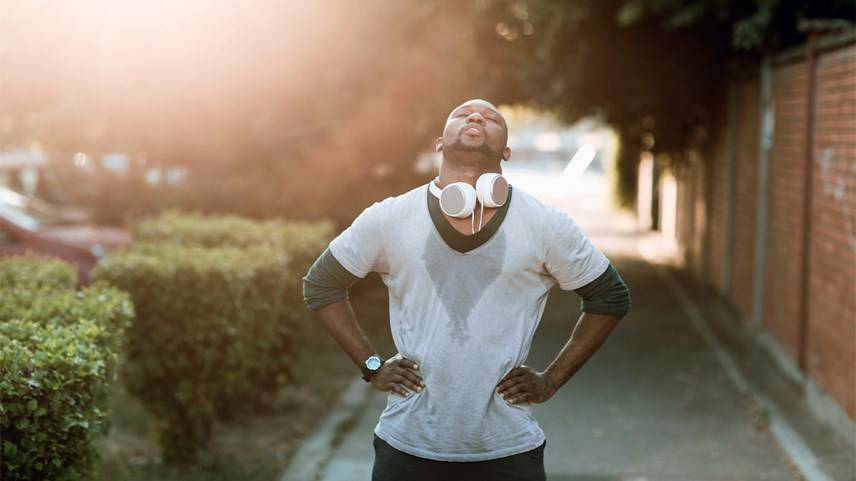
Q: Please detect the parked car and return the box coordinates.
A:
[0,186,131,284]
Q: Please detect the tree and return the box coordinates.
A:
[1,0,852,219]
[466,0,853,205]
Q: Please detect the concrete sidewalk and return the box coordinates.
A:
[281,173,854,481]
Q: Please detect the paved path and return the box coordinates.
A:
[282,169,854,481]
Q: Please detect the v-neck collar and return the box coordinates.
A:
[425,181,513,254]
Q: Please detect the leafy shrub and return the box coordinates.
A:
[131,209,332,273]
[0,256,76,291]
[131,210,281,247]
[92,242,302,464]
[1,284,135,381]
[0,319,106,481]
[0,258,134,481]
[130,209,333,336]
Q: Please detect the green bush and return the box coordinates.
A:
[0,258,134,481]
[92,242,302,464]
[129,209,333,337]
[131,209,333,272]
[0,256,76,290]
[1,284,135,381]
[131,210,282,247]
[1,319,105,481]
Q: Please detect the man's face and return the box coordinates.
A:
[437,99,510,162]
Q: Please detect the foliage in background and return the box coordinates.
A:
[468,0,853,205]
[131,210,333,321]
[0,258,133,481]
[2,1,852,219]
[614,0,855,49]
[92,212,332,464]
[0,256,77,291]
[131,210,333,276]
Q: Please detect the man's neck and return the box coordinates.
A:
[436,159,502,190]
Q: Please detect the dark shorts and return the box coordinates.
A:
[371,434,546,481]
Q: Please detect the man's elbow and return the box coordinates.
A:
[581,283,631,319]
[302,274,350,312]
[301,274,318,311]
[302,246,361,312]
[613,284,631,319]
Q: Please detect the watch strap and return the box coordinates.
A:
[361,355,384,382]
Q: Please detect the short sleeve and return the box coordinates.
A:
[544,206,610,291]
[328,200,388,278]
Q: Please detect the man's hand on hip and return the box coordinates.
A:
[496,365,556,405]
[371,353,425,397]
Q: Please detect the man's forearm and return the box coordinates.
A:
[315,298,378,369]
[543,312,621,396]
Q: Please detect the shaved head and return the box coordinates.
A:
[446,99,503,123]
[437,99,510,165]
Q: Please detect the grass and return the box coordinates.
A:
[90,276,394,481]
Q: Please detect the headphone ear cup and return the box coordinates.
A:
[476,173,509,208]
[440,182,477,218]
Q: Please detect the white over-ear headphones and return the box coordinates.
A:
[429,173,509,234]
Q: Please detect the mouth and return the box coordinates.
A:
[461,124,484,136]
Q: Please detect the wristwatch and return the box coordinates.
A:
[361,355,384,382]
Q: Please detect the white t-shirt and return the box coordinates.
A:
[329,180,609,461]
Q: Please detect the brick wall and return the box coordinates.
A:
[763,61,808,361]
[675,163,692,269]
[728,80,760,322]
[707,97,730,293]
[674,154,707,280]
[807,44,856,421]
[692,157,707,279]
[662,35,855,422]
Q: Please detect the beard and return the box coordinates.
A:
[444,131,503,161]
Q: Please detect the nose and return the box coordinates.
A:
[466,112,485,126]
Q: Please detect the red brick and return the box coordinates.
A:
[680,42,856,421]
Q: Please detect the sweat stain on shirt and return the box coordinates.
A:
[328,181,610,461]
[420,228,507,345]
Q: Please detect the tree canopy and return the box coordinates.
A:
[1,0,852,222]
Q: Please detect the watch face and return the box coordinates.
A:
[366,356,382,370]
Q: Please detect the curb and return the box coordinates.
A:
[279,379,372,481]
[638,235,838,481]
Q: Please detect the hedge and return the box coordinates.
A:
[130,209,334,349]
[0,256,76,291]
[92,242,303,464]
[1,284,134,381]
[0,258,133,481]
[131,209,332,272]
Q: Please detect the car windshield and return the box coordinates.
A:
[0,187,74,229]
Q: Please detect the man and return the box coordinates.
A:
[302,99,630,480]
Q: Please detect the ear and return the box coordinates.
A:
[501,146,511,161]
[434,137,444,152]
